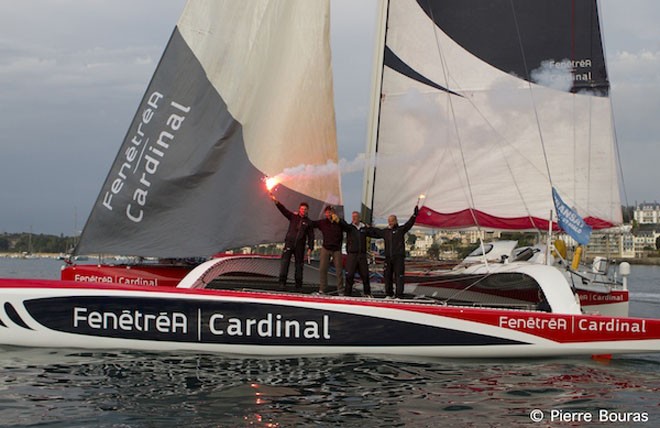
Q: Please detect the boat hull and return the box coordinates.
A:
[402,279,630,317]
[577,289,629,317]
[63,260,630,316]
[61,263,190,288]
[0,279,658,358]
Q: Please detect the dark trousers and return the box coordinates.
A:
[345,253,371,296]
[279,245,305,288]
[383,256,405,298]
[319,248,344,294]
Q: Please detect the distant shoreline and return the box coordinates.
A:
[624,257,660,266]
[0,252,64,259]
[2,252,660,266]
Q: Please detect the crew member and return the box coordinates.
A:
[367,205,418,299]
[270,193,314,291]
[311,205,345,295]
[339,211,372,297]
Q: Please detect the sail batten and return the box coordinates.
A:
[364,0,622,230]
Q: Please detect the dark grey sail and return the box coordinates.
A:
[77,0,341,258]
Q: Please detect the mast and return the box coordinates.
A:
[361,0,389,225]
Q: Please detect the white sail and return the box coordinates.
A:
[177,1,340,202]
[364,0,622,231]
[77,0,341,258]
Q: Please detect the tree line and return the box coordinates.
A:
[0,233,76,254]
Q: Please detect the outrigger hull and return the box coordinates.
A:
[0,279,658,358]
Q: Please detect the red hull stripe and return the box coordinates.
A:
[578,290,628,306]
[61,265,188,287]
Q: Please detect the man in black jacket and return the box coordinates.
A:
[311,205,344,295]
[367,205,418,299]
[339,211,372,297]
[270,193,314,291]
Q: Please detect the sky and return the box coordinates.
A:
[0,0,658,236]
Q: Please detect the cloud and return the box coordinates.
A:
[0,0,185,234]
[605,48,660,203]
[609,49,660,82]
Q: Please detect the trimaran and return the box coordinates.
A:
[1,0,658,358]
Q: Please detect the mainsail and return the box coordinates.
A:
[363,0,622,231]
[77,0,341,258]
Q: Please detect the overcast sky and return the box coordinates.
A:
[0,0,658,235]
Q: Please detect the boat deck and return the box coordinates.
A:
[204,275,544,311]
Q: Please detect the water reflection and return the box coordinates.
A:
[1,349,659,427]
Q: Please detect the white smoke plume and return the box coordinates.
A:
[266,154,375,188]
[266,88,452,194]
[530,59,574,92]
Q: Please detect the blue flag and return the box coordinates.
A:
[552,188,592,245]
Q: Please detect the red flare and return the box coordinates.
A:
[265,177,279,191]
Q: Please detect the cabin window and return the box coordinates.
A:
[467,244,494,257]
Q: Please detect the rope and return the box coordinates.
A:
[509,0,554,191]
[423,0,544,242]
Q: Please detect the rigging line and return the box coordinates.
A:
[408,1,452,209]
[424,0,481,232]
[611,110,629,208]
[363,0,390,225]
[573,95,577,201]
[587,96,593,213]
[423,53,540,231]
[443,84,542,231]
[422,1,542,233]
[411,0,443,206]
[586,0,593,214]
[440,272,495,305]
[596,0,628,214]
[509,0,554,191]
[424,0,492,266]
[439,263,530,305]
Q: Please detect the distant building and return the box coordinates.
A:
[406,228,504,257]
[408,229,434,257]
[634,202,660,224]
[431,229,501,245]
[585,225,635,259]
[633,224,660,257]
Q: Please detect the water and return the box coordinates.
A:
[1,258,659,427]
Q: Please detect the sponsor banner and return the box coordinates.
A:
[578,290,628,306]
[433,308,657,343]
[61,265,189,288]
[23,296,522,347]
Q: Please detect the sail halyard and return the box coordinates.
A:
[76,0,342,258]
[366,0,622,233]
[508,0,555,233]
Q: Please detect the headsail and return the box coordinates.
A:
[363,0,622,231]
[77,0,341,258]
